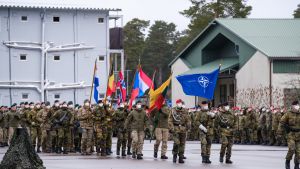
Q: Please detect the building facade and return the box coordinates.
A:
[0,1,123,106]
[170,19,300,108]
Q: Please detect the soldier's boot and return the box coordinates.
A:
[285,160,290,169]
[219,156,224,163]
[106,148,111,155]
[137,154,143,160]
[116,147,120,156]
[63,149,68,154]
[56,147,62,154]
[173,154,177,163]
[33,146,36,152]
[225,158,233,164]
[154,151,158,158]
[127,147,132,155]
[161,155,168,159]
[122,150,126,157]
[206,156,212,164]
[201,156,205,163]
[132,152,136,159]
[37,146,41,153]
[294,162,299,169]
[101,149,106,156]
[178,155,185,164]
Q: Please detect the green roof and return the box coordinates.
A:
[216,18,300,58]
[182,58,238,75]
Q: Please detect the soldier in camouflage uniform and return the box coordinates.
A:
[125,103,133,155]
[37,101,52,153]
[21,102,32,135]
[49,100,60,152]
[258,107,268,145]
[245,107,258,144]
[104,100,114,155]
[266,108,274,145]
[112,103,128,157]
[0,106,6,147]
[272,108,282,146]
[277,101,300,169]
[6,103,21,145]
[216,102,236,164]
[195,101,215,163]
[30,102,42,153]
[125,101,148,160]
[1,106,8,147]
[168,99,191,164]
[151,103,170,159]
[93,100,107,156]
[73,104,82,153]
[78,100,94,155]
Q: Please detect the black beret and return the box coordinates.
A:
[201,101,208,104]
[97,100,103,104]
[68,101,73,105]
[29,102,34,105]
[54,100,59,103]
[84,99,89,103]
[20,102,24,105]
[222,102,229,106]
[24,102,29,105]
[292,101,299,106]
[45,101,51,106]
[11,103,17,107]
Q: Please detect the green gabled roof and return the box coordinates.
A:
[216,18,300,58]
[182,58,239,75]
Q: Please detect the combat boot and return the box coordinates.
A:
[116,148,120,156]
[161,155,168,159]
[122,150,126,157]
[219,156,224,163]
[56,147,62,154]
[294,162,299,169]
[37,146,41,153]
[202,156,205,163]
[101,150,106,157]
[173,154,177,163]
[137,154,143,160]
[225,159,233,164]
[132,152,136,159]
[127,147,132,155]
[285,160,290,169]
[63,149,68,154]
[206,156,212,164]
[154,151,158,158]
[106,148,111,155]
[179,156,185,164]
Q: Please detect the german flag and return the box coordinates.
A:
[149,75,171,112]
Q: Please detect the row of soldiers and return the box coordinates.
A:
[187,105,288,146]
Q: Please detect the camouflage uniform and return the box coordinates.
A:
[125,107,148,159]
[49,106,60,152]
[93,105,107,156]
[6,109,21,144]
[152,105,170,158]
[245,110,258,144]
[112,107,129,156]
[266,111,274,145]
[168,107,191,163]
[272,111,282,146]
[0,109,6,146]
[216,110,236,163]
[30,108,42,152]
[73,108,82,152]
[37,107,52,153]
[77,106,93,155]
[259,110,268,145]
[194,109,215,163]
[105,106,114,154]
[278,109,300,169]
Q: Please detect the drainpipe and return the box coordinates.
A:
[269,59,272,107]
[7,8,12,105]
[41,9,46,102]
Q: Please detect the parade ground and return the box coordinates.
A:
[0,138,288,169]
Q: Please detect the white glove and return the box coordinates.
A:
[199,124,207,133]
[207,111,215,118]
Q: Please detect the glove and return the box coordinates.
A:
[207,111,215,118]
[31,122,35,126]
[199,124,207,133]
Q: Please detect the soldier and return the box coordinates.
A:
[277,101,300,169]
[104,100,114,155]
[112,102,128,157]
[93,100,107,156]
[21,102,32,134]
[216,102,236,164]
[245,107,258,144]
[125,103,133,155]
[78,100,93,155]
[195,101,215,163]
[6,103,21,144]
[38,101,52,153]
[168,99,191,164]
[272,108,282,146]
[152,103,170,160]
[259,107,268,145]
[125,101,148,160]
[0,106,5,147]
[49,100,60,153]
[266,107,274,145]
[73,104,82,153]
[30,102,42,152]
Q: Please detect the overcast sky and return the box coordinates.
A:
[105,0,299,31]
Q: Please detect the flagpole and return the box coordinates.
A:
[104,56,113,103]
[89,59,97,104]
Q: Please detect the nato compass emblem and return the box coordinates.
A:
[198,76,211,93]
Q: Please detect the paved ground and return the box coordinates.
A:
[0,138,290,169]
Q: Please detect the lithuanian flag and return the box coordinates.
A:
[149,75,171,112]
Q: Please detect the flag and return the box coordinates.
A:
[117,71,127,102]
[176,68,219,100]
[106,65,116,97]
[93,62,100,103]
[129,67,152,109]
[149,75,171,112]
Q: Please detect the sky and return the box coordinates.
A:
[104,0,299,31]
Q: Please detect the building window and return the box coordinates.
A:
[20,54,27,61]
[54,94,60,99]
[229,84,234,98]
[273,60,300,73]
[98,56,105,61]
[22,93,29,100]
[235,45,239,54]
[220,84,227,104]
[98,17,104,23]
[21,16,28,22]
[54,55,60,61]
[53,16,60,23]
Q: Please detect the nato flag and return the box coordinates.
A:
[176,68,219,100]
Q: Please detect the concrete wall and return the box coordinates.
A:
[171,58,195,108]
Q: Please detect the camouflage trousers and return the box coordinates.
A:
[57,127,71,151]
[81,128,93,154]
[172,132,186,157]
[220,134,233,160]
[116,129,127,152]
[127,130,132,149]
[41,128,51,152]
[245,128,257,143]
[131,130,145,154]
[95,126,107,153]
[50,129,58,151]
[199,131,213,156]
[286,134,300,162]
[73,127,82,151]
[0,127,4,143]
[154,128,168,156]
[8,127,16,145]
[106,127,113,150]
[31,127,42,148]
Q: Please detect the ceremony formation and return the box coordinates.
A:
[0,0,300,169]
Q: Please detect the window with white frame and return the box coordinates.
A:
[22,93,29,100]
[98,56,105,61]
[54,94,60,99]
[20,54,27,61]
[53,16,60,23]
[98,17,104,23]
[21,16,28,22]
[53,55,60,61]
